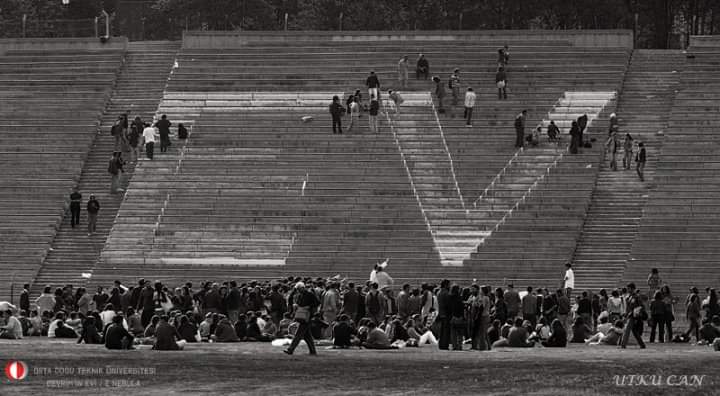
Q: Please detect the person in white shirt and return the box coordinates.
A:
[0,310,23,339]
[142,123,157,160]
[387,90,403,115]
[347,97,360,133]
[464,87,476,127]
[397,56,409,89]
[564,263,575,299]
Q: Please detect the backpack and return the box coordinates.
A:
[110,123,122,136]
[367,292,381,315]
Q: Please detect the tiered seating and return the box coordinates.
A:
[93,35,630,286]
[625,47,720,293]
[0,48,124,300]
[572,50,684,291]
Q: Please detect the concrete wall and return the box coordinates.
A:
[183,30,633,49]
[0,37,128,54]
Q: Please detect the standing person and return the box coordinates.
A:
[521,287,538,327]
[127,118,142,163]
[398,55,409,89]
[416,54,429,80]
[321,282,341,338]
[684,294,701,342]
[69,188,82,228]
[556,289,571,334]
[436,279,452,350]
[142,123,156,160]
[433,76,446,113]
[495,67,507,100]
[606,130,620,171]
[156,114,172,153]
[86,194,100,236]
[569,121,582,154]
[341,282,360,323]
[448,285,465,351]
[577,114,588,147]
[108,152,125,194]
[368,96,379,133]
[365,283,386,325]
[647,268,662,297]
[505,284,520,320]
[346,97,360,133]
[284,282,319,355]
[514,110,527,148]
[329,95,345,135]
[497,46,510,68]
[19,284,30,313]
[622,133,634,169]
[449,69,461,106]
[620,283,647,349]
[397,284,411,321]
[649,291,666,343]
[472,285,491,351]
[464,88,476,127]
[110,117,124,152]
[636,142,647,181]
[660,285,675,342]
[563,263,575,299]
[365,71,380,100]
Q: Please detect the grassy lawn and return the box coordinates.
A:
[0,340,717,395]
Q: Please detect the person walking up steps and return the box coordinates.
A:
[622,133,634,170]
[433,76,446,113]
[449,69,461,106]
[108,152,125,194]
[496,66,507,100]
[156,114,172,153]
[368,95,379,133]
[636,142,646,181]
[142,123,156,160]
[366,71,380,101]
[514,110,527,148]
[86,194,100,236]
[69,188,82,228]
[329,95,346,135]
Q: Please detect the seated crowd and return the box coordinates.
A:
[2,272,720,353]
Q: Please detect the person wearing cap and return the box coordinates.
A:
[449,68,461,105]
[284,281,320,355]
[86,194,100,236]
[366,70,380,101]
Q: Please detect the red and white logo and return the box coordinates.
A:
[4,360,28,381]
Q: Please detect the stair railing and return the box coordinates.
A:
[284,171,309,262]
[428,97,467,213]
[472,147,523,211]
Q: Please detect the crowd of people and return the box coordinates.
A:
[2,264,719,356]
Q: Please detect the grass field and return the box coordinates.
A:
[0,339,718,395]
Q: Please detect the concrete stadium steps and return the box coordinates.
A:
[30,41,181,295]
[572,50,684,292]
[625,48,720,298]
[0,47,125,301]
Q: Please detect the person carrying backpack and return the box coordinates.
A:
[110,117,124,151]
[365,283,386,325]
[108,152,125,194]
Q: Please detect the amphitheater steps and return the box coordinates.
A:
[572,49,684,292]
[30,42,181,295]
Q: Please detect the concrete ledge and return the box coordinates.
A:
[0,37,128,54]
[182,30,633,49]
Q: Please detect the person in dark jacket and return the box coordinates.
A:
[177,315,198,343]
[77,316,101,344]
[284,282,320,355]
[156,114,172,153]
[569,121,582,154]
[649,291,667,343]
[341,283,360,323]
[416,54,429,80]
[86,194,100,236]
[636,142,646,181]
[365,71,380,100]
[570,317,592,343]
[19,284,30,313]
[332,314,355,348]
[577,114,588,145]
[177,123,188,139]
[368,97,379,133]
[514,110,527,148]
[329,95,345,135]
[108,151,125,194]
[153,316,184,350]
[449,285,465,351]
[436,279,452,350]
[137,281,155,327]
[433,76,446,113]
[267,284,286,326]
[69,188,82,228]
[104,315,134,349]
[226,281,242,324]
[542,319,567,347]
[620,283,647,349]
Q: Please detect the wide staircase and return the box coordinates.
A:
[31,41,181,293]
[572,49,684,291]
[624,45,720,297]
[0,47,124,301]
[91,35,631,286]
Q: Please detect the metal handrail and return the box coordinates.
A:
[284,171,309,261]
[383,108,434,235]
[473,147,523,209]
